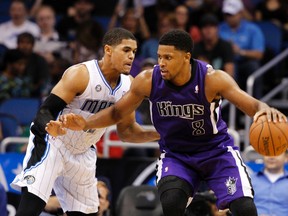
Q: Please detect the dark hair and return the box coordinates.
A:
[17,32,35,45]
[102,27,136,47]
[159,29,193,53]
[1,49,26,69]
[200,14,219,28]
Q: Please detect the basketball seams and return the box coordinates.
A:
[273,123,288,146]
[266,122,276,156]
[249,120,263,134]
[257,121,264,156]
[249,119,264,155]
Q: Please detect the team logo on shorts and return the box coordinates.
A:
[225,177,237,195]
[95,85,102,92]
[24,175,35,185]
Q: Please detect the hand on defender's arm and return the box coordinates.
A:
[45,113,88,136]
[59,113,87,131]
[45,121,67,137]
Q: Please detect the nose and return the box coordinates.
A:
[158,58,165,67]
[128,51,135,60]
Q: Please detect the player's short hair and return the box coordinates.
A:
[159,29,193,54]
[102,27,136,47]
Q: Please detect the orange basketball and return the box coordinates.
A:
[249,115,288,156]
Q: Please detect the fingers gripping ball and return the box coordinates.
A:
[249,115,288,156]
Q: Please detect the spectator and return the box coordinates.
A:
[17,32,50,97]
[0,49,30,102]
[188,0,223,27]
[72,21,104,64]
[254,0,288,41]
[193,14,234,77]
[251,151,288,216]
[108,1,151,52]
[0,182,7,216]
[34,5,67,65]
[56,0,103,43]
[97,181,111,216]
[0,0,40,49]
[29,0,73,17]
[41,57,71,99]
[219,0,265,98]
[140,13,177,61]
[174,4,201,43]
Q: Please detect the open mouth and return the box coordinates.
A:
[124,63,132,68]
[161,69,168,75]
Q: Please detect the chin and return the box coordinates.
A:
[122,71,130,75]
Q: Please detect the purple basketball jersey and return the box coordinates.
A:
[149,59,233,153]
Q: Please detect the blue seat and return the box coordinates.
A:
[254,21,283,55]
[0,98,41,127]
[0,113,21,138]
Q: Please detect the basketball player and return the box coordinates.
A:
[47,30,287,216]
[11,27,159,216]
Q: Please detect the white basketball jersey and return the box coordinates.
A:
[54,59,131,154]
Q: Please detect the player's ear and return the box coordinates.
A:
[104,44,112,56]
[184,52,191,63]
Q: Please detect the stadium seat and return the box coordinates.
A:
[0,98,41,127]
[0,113,21,138]
[254,21,283,55]
[115,185,163,216]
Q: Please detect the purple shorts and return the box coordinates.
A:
[156,146,254,209]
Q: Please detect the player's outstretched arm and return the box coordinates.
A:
[83,70,152,131]
[205,69,287,123]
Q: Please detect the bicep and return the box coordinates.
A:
[208,70,260,116]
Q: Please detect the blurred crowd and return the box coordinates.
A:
[0,0,288,104]
[1,1,288,215]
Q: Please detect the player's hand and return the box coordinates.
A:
[253,107,287,123]
[59,113,86,131]
[45,120,67,137]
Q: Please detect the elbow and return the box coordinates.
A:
[117,132,131,142]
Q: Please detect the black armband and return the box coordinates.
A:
[31,94,67,137]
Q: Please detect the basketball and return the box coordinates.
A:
[249,115,288,156]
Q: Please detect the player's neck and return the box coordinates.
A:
[98,58,120,88]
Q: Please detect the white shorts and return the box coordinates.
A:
[11,132,99,214]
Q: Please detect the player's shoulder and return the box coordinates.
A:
[60,63,90,89]
[64,63,89,77]
[205,68,232,88]
[136,68,154,80]
[206,67,227,77]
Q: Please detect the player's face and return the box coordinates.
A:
[110,39,137,75]
[157,45,190,83]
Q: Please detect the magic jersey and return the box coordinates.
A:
[56,59,131,154]
[150,59,232,153]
